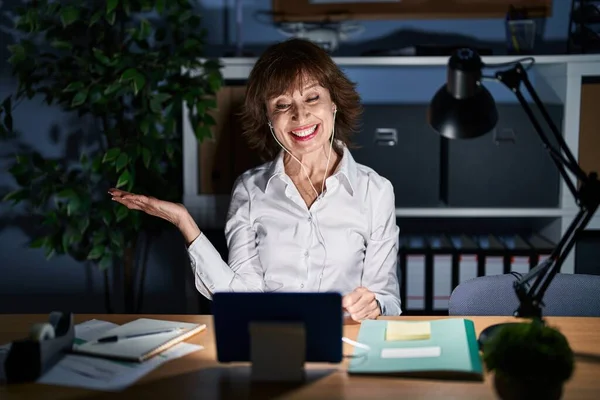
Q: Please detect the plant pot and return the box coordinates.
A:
[493,372,564,400]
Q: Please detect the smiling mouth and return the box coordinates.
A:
[290,124,319,140]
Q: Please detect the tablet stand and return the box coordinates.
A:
[4,311,75,383]
[249,321,306,382]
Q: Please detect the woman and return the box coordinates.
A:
[110,38,402,320]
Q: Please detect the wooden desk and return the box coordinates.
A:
[1,315,599,399]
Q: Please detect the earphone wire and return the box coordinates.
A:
[268,109,336,292]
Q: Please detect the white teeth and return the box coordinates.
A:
[291,125,317,137]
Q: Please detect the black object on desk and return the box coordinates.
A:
[4,311,75,383]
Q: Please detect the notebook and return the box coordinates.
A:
[72,318,206,362]
[348,318,483,380]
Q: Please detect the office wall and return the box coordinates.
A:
[0,0,572,313]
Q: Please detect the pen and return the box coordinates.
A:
[95,328,183,343]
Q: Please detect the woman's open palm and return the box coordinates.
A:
[109,188,186,227]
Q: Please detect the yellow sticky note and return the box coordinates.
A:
[385,321,431,341]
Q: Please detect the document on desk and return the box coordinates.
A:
[1,319,204,391]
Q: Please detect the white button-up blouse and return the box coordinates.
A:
[187,144,402,316]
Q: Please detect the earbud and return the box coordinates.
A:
[268,120,273,128]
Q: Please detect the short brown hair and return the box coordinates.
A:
[241,38,362,161]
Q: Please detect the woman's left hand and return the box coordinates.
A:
[342,287,381,322]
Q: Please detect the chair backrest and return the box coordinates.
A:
[448,273,600,316]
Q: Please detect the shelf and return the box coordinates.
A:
[394,208,577,218]
[190,54,600,80]
[183,195,575,219]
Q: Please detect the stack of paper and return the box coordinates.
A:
[0,319,204,391]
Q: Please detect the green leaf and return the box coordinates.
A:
[103,82,121,95]
[98,254,112,270]
[120,68,138,81]
[194,124,212,141]
[203,113,217,126]
[43,212,59,226]
[140,118,151,135]
[92,48,112,65]
[208,73,222,92]
[92,230,106,245]
[156,0,166,13]
[87,245,104,260]
[46,247,56,260]
[150,97,162,113]
[50,40,72,50]
[62,231,72,253]
[8,163,28,177]
[92,155,102,172]
[142,147,151,168]
[106,11,116,25]
[120,68,145,95]
[102,147,121,163]
[116,169,130,188]
[179,10,192,23]
[115,206,128,222]
[63,82,84,92]
[30,236,49,249]
[60,6,79,27]
[107,0,119,14]
[71,89,89,107]
[115,152,128,172]
[56,188,77,199]
[2,189,28,203]
[110,230,124,248]
[166,143,175,159]
[183,38,200,50]
[154,93,172,103]
[78,217,90,234]
[138,18,151,39]
[90,10,103,26]
[66,196,82,216]
[132,74,146,95]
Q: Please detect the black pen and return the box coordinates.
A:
[95,328,183,343]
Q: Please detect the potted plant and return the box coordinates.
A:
[482,319,575,400]
[0,0,222,312]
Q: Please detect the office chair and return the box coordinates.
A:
[448,273,600,316]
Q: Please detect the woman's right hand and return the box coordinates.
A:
[109,188,201,245]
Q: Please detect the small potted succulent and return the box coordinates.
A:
[482,320,574,400]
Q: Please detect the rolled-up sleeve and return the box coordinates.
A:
[187,175,265,299]
[362,178,402,316]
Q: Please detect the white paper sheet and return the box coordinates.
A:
[380,346,441,359]
[1,319,204,391]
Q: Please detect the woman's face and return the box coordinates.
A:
[266,78,336,158]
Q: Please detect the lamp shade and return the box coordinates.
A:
[428,48,499,139]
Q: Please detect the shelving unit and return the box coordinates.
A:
[181,53,600,313]
[568,0,600,53]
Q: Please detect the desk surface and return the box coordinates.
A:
[1,314,599,399]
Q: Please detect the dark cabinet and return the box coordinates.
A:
[446,103,563,208]
[350,104,441,207]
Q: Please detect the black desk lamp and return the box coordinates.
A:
[428,48,600,346]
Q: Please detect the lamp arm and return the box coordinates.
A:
[514,207,595,318]
[492,62,600,319]
[494,63,587,199]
